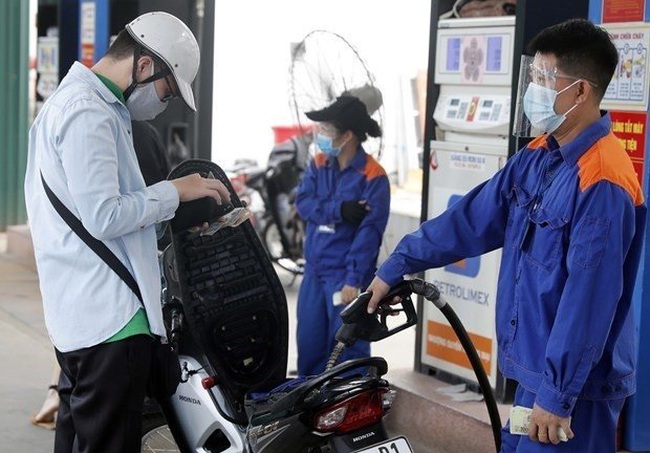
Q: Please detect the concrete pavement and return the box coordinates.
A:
[0,234,56,452]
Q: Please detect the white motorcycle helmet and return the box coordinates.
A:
[126,11,200,111]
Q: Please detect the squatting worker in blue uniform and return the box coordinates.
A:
[24,12,231,453]
[296,95,390,375]
[367,19,646,453]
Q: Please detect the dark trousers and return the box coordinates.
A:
[54,335,152,453]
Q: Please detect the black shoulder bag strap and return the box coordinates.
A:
[40,172,143,304]
[42,172,183,400]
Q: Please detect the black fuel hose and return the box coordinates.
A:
[408,279,502,452]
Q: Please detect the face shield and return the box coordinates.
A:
[513,55,590,137]
[513,55,548,137]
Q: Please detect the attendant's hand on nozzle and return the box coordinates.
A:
[171,173,231,204]
[366,276,391,314]
[341,200,369,226]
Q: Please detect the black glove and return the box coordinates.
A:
[170,197,233,231]
[341,201,367,226]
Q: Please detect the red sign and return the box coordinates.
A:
[611,110,647,189]
[603,0,645,23]
[80,44,95,68]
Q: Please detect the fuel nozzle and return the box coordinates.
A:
[326,281,417,371]
[325,282,417,370]
[334,292,386,347]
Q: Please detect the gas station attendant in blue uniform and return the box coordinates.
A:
[368,19,646,452]
[296,95,390,376]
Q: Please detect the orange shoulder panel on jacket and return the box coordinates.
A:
[363,155,387,181]
[577,132,644,206]
[314,153,328,167]
[526,135,548,150]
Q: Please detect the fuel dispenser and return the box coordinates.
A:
[419,15,514,396]
[588,2,650,450]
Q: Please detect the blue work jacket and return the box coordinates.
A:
[377,113,646,417]
[296,147,390,288]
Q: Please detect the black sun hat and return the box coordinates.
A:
[305,96,380,137]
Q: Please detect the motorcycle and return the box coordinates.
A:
[143,159,503,453]
[226,135,311,278]
[141,159,417,453]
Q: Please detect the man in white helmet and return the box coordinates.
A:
[24,11,228,452]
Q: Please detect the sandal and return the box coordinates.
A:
[30,385,58,430]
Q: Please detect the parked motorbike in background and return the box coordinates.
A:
[226,134,311,278]
[226,160,267,235]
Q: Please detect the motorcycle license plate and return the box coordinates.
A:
[353,436,413,453]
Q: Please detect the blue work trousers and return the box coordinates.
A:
[501,384,625,453]
[296,272,370,376]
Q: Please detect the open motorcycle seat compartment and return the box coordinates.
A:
[167,159,289,412]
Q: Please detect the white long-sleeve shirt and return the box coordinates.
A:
[24,62,179,352]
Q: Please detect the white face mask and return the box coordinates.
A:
[523,79,580,134]
[126,66,168,121]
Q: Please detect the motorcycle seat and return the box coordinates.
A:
[167,159,289,419]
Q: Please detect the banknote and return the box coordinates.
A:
[509,406,569,442]
[201,207,252,236]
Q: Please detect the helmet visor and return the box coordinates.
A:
[176,76,197,111]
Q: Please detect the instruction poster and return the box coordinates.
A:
[611,111,647,190]
[603,25,650,110]
[36,38,58,95]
